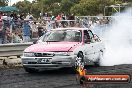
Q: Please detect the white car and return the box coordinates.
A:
[21,27,105,73]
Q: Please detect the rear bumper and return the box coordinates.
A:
[21,55,76,70]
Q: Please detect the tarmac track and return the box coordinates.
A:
[0,64,132,88]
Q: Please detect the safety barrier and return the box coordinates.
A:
[0,42,33,57]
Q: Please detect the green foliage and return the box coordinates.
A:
[59,0,75,14]
[13,0,31,13]
[70,0,115,16]
[13,0,130,18]
[30,2,41,17]
[0,0,8,6]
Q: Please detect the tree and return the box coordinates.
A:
[30,1,41,17]
[59,0,79,14]
[13,0,32,13]
[70,0,115,16]
[0,0,8,6]
[13,0,128,18]
[34,0,80,15]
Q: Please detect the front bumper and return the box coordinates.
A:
[21,55,76,70]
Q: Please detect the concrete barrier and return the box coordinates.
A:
[0,42,33,57]
[0,56,23,66]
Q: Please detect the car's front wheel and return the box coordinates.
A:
[75,52,84,69]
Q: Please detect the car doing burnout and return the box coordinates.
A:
[21,28,105,73]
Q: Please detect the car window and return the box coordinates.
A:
[88,30,97,43]
[39,30,82,42]
[88,30,94,39]
[84,30,91,43]
[84,30,96,43]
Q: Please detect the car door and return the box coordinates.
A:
[83,30,101,62]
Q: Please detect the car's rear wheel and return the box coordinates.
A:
[24,67,39,73]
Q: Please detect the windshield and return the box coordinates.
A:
[40,30,82,42]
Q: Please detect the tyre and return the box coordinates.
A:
[24,67,38,73]
[75,52,84,69]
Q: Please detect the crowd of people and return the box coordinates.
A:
[43,13,109,32]
[0,11,109,44]
[43,13,76,30]
[0,12,77,44]
[0,12,46,44]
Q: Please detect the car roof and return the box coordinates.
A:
[51,27,90,31]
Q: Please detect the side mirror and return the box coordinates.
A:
[93,34,101,42]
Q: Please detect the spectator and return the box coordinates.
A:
[75,22,81,27]
[36,21,43,37]
[12,31,22,43]
[1,13,8,43]
[0,21,3,44]
[26,13,33,20]
[0,12,2,19]
[31,21,38,38]
[20,13,25,20]
[55,14,61,28]
[56,14,61,20]
[0,12,3,44]
[22,19,31,42]
[82,17,89,28]
[61,13,66,27]
[68,14,75,26]
[12,12,18,20]
[38,27,44,37]
[46,19,52,31]
[5,27,12,43]
[51,15,56,29]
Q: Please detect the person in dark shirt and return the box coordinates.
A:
[0,12,3,44]
[61,13,66,27]
[20,13,25,20]
[68,14,75,27]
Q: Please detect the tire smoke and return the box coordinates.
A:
[100,8,132,66]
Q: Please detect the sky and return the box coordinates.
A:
[8,0,33,6]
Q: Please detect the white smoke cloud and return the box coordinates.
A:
[100,8,132,66]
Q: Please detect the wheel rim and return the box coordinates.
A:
[75,52,84,69]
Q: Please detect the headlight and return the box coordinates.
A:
[23,52,35,57]
[54,52,73,56]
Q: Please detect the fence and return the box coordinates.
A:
[0,42,33,57]
[0,19,46,44]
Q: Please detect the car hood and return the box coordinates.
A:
[24,42,81,52]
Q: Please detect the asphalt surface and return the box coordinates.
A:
[0,65,132,88]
